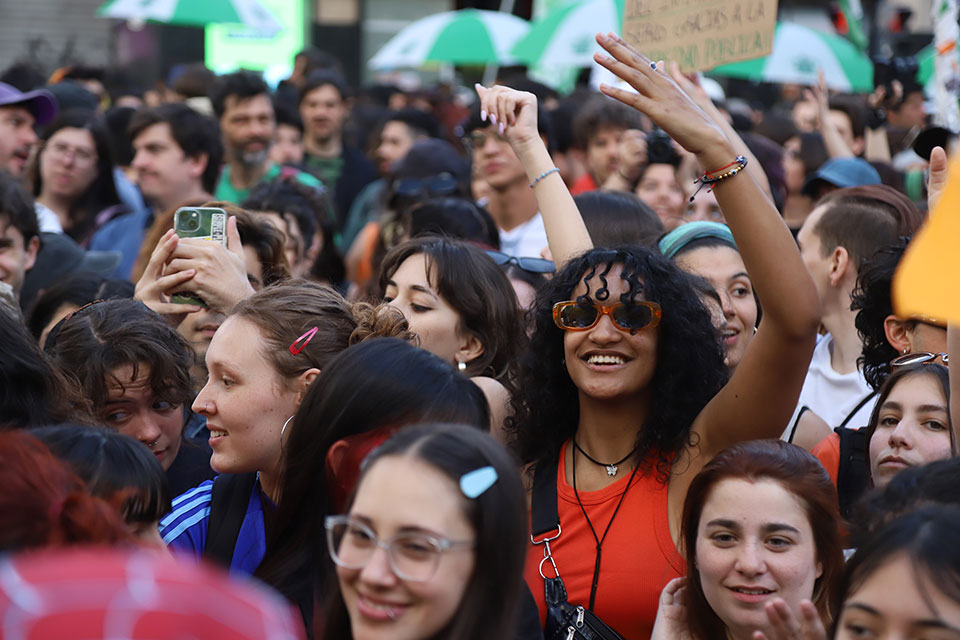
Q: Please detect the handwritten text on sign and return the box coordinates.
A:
[622,0,778,72]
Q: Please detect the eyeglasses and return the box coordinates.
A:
[45,141,97,165]
[890,351,949,368]
[552,299,662,333]
[462,129,507,152]
[485,250,555,274]
[325,515,474,582]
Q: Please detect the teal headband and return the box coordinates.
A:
[658,221,738,259]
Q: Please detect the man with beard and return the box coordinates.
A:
[0,82,57,177]
[212,71,321,204]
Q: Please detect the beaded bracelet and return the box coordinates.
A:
[529,167,560,189]
[689,155,748,202]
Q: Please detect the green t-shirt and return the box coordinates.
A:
[303,154,344,191]
[214,163,323,205]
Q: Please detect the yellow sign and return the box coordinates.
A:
[621,0,778,72]
[893,155,960,323]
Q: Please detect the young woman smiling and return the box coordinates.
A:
[320,422,527,640]
[651,440,843,640]
[482,32,820,637]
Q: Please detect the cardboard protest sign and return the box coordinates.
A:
[893,155,960,324]
[622,0,778,72]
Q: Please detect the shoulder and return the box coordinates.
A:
[159,479,215,548]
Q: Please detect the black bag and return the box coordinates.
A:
[531,457,626,640]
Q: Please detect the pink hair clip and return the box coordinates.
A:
[289,326,319,355]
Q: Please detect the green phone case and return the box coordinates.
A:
[171,207,228,307]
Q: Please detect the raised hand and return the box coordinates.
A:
[134,228,202,327]
[651,577,694,640]
[592,32,727,163]
[752,598,827,640]
[162,216,256,314]
[474,83,541,152]
[928,145,949,211]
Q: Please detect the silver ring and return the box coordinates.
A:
[650,61,657,70]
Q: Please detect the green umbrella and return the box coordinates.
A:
[369,9,530,69]
[96,0,280,33]
[511,0,624,68]
[917,44,960,86]
[710,22,873,92]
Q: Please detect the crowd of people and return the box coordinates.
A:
[1,28,959,640]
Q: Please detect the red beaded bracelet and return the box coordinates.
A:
[689,155,748,202]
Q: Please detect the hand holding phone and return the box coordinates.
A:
[164,212,256,314]
[171,207,228,307]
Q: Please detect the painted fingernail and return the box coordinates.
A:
[490,113,497,125]
[499,122,505,135]
[481,109,487,122]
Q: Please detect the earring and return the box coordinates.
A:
[903,347,909,355]
[457,359,467,372]
[280,415,294,447]
[560,358,566,371]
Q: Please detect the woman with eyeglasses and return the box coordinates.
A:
[27,109,126,246]
[320,422,528,640]
[478,33,821,638]
[254,338,498,629]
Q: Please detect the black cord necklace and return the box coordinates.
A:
[572,442,641,611]
[573,438,639,477]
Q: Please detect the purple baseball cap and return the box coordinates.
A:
[0,82,57,125]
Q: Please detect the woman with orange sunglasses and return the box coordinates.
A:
[477,32,822,638]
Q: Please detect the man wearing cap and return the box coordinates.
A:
[0,82,57,177]
[801,157,881,202]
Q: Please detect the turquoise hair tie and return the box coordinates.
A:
[658,221,737,259]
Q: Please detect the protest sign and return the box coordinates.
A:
[621,0,778,72]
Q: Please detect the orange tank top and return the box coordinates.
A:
[524,440,685,639]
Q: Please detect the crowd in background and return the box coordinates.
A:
[1,29,959,640]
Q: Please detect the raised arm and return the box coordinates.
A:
[594,33,820,455]
[667,63,774,201]
[475,84,592,267]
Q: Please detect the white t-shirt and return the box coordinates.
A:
[783,333,877,441]
[499,212,548,259]
[34,203,63,233]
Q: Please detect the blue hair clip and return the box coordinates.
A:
[460,466,497,499]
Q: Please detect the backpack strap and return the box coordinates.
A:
[531,455,561,539]
[838,390,879,429]
[835,427,871,518]
[203,472,260,570]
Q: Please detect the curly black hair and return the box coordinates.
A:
[852,238,910,390]
[506,247,728,480]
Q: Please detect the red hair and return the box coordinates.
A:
[681,440,844,638]
[0,431,131,550]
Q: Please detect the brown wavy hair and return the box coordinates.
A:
[681,440,844,638]
[229,279,413,384]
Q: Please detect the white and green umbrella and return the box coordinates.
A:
[96,0,280,33]
[710,22,873,93]
[369,9,530,70]
[511,0,623,68]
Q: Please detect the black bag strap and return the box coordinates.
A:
[838,390,879,429]
[835,426,871,518]
[531,455,561,539]
[203,472,260,569]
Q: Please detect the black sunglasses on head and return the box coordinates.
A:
[485,250,555,274]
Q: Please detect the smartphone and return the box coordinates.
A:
[171,207,228,307]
